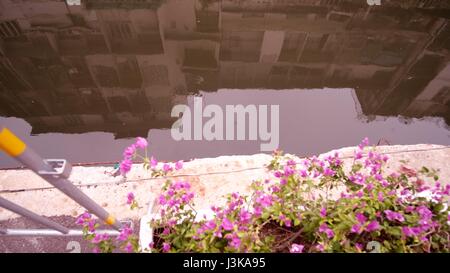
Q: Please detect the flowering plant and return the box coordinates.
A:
[80,137,450,253]
[76,211,139,253]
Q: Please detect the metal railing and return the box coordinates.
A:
[0,126,123,236]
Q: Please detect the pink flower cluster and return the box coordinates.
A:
[76,195,139,253]
[158,181,194,212]
[126,192,135,205]
[120,137,148,175]
[290,243,304,253]
[196,193,254,251]
[350,212,380,234]
[119,136,185,178]
[139,137,450,253]
[117,225,135,253]
[400,205,439,242]
[150,159,184,176]
[76,212,96,232]
[318,223,334,239]
[92,233,110,244]
[384,210,405,222]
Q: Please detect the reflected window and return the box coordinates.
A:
[279,32,307,62]
[220,31,264,62]
[142,65,169,86]
[107,96,132,113]
[93,66,120,87]
[0,20,22,38]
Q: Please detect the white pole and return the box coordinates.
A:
[2,229,121,237]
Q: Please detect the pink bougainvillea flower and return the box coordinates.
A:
[124,242,133,253]
[273,171,282,178]
[349,173,366,186]
[126,192,135,205]
[76,211,92,225]
[213,226,223,238]
[162,242,171,252]
[405,206,415,213]
[320,207,327,218]
[159,196,169,207]
[167,189,175,197]
[350,224,362,234]
[182,181,191,189]
[358,137,369,150]
[290,244,304,253]
[416,205,433,220]
[117,226,133,241]
[356,213,367,224]
[366,220,380,232]
[355,243,363,252]
[175,160,183,170]
[279,214,291,227]
[163,163,172,172]
[284,219,292,227]
[135,137,148,149]
[400,189,411,196]
[384,210,405,222]
[239,210,252,223]
[181,192,194,203]
[123,145,136,159]
[119,158,132,175]
[253,206,263,217]
[86,220,96,232]
[204,220,217,231]
[150,157,158,168]
[283,166,294,176]
[286,159,296,166]
[221,218,234,231]
[299,169,308,177]
[256,195,273,208]
[315,243,325,252]
[228,234,241,250]
[402,226,416,237]
[92,234,105,244]
[377,192,384,202]
[162,228,170,235]
[318,223,334,239]
[270,185,280,193]
[75,217,84,225]
[323,168,336,177]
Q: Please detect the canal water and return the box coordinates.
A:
[1,0,449,168]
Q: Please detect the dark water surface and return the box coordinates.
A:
[1,0,449,168]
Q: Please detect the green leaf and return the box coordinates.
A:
[214,239,227,249]
[386,227,402,237]
[352,163,362,173]
[433,203,444,214]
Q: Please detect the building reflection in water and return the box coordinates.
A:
[0,0,449,139]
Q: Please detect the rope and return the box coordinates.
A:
[1,145,449,194]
